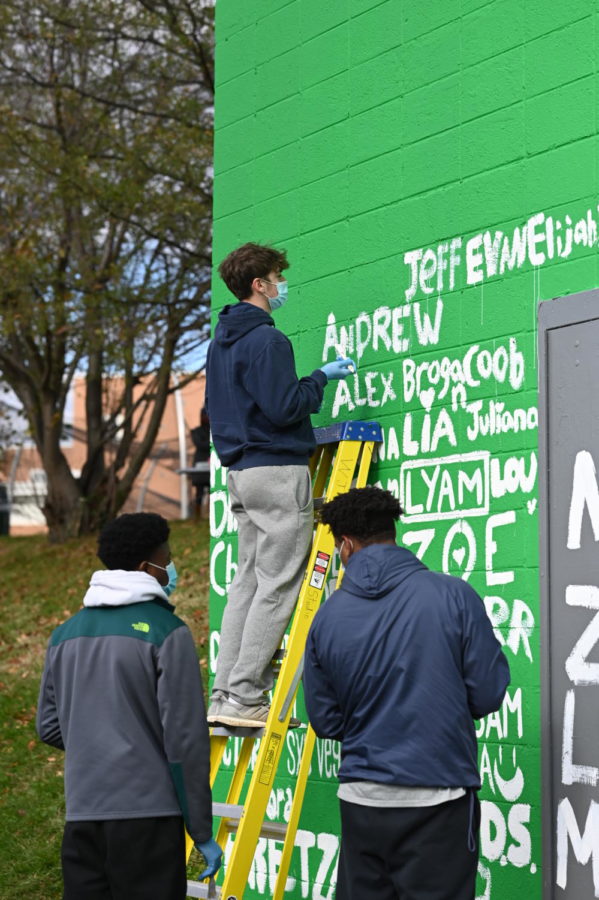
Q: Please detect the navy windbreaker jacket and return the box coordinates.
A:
[303,544,510,788]
[205,302,327,470]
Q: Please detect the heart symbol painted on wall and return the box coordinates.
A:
[527,499,537,515]
[420,388,435,412]
[452,547,466,567]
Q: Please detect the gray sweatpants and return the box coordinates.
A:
[213,465,314,706]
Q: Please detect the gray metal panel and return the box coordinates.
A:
[539,290,599,898]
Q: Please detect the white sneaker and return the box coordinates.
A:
[216,698,271,728]
[207,692,228,724]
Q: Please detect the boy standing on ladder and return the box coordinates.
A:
[205,242,355,728]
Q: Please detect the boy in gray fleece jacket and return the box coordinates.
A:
[36,512,221,900]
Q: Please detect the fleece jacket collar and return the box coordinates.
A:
[83,569,172,609]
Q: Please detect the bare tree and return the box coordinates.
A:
[0,0,214,540]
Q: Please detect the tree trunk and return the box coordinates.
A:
[37,397,82,542]
[42,451,84,543]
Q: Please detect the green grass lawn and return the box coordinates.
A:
[0,518,211,899]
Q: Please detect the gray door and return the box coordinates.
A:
[539,290,599,898]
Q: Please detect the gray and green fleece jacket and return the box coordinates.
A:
[36,570,212,843]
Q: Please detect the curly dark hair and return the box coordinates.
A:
[319,486,402,542]
[218,242,289,301]
[97,513,170,570]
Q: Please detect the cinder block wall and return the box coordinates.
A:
[209,2,599,896]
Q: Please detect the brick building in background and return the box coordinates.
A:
[2,373,205,534]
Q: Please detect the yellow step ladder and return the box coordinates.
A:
[187,420,382,899]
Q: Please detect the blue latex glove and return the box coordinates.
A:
[320,356,357,381]
[195,838,223,879]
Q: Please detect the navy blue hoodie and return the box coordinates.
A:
[303,544,510,788]
[205,303,327,469]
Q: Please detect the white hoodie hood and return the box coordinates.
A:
[83,569,168,608]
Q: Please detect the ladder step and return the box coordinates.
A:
[210,717,303,738]
[187,880,221,898]
[213,801,244,818]
[213,802,288,840]
[210,724,265,738]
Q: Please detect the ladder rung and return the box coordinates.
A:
[186,880,221,898]
[213,802,288,840]
[213,801,244,818]
[210,724,265,738]
[256,821,288,840]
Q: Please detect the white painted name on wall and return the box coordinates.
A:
[557,448,599,895]
[404,207,599,301]
[400,450,490,521]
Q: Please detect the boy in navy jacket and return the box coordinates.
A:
[205,242,354,727]
[303,487,510,900]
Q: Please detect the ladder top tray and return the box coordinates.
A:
[314,420,382,445]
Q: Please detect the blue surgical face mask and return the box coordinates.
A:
[149,560,178,597]
[264,279,288,311]
[163,561,178,597]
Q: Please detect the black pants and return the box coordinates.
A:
[336,793,480,900]
[61,816,187,900]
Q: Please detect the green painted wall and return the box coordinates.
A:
[209,1,599,896]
